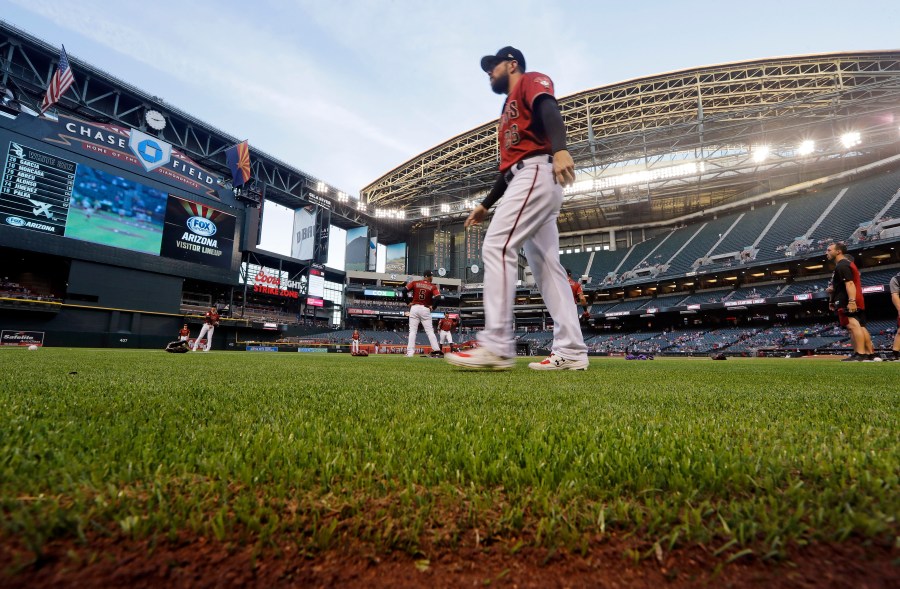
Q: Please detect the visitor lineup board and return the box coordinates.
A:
[0,142,77,235]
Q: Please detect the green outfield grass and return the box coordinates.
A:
[63,208,163,255]
[0,349,896,561]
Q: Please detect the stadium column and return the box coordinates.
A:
[609,229,616,251]
[314,207,330,265]
[241,251,250,319]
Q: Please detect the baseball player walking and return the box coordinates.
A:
[404,270,443,358]
[438,316,456,351]
[351,328,360,354]
[192,307,219,352]
[446,46,588,371]
[567,269,591,320]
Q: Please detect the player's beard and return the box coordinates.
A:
[491,72,510,95]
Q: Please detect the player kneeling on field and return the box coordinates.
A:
[165,339,190,353]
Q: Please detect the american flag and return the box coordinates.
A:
[40,45,75,114]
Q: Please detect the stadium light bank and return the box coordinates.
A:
[563,161,706,197]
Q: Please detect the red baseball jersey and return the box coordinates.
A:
[569,277,583,302]
[205,311,219,325]
[498,71,555,172]
[438,318,455,331]
[179,327,190,337]
[406,279,440,307]
[352,330,360,340]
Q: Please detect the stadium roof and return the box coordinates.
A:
[362,51,900,233]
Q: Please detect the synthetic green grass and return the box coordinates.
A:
[1,349,897,560]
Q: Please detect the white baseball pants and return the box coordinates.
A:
[476,157,587,360]
[439,330,453,344]
[407,304,440,356]
[193,324,214,351]
[351,339,359,353]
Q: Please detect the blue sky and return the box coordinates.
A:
[5,0,898,198]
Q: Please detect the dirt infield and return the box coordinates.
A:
[1,535,895,588]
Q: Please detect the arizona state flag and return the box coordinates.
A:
[225,140,252,187]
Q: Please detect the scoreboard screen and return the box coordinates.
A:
[66,164,167,255]
[1,139,235,266]
[308,264,325,298]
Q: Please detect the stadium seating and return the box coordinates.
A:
[639,293,689,309]
[706,206,781,260]
[810,171,900,243]
[615,229,689,280]
[558,251,592,278]
[586,248,630,283]
[620,227,693,279]
[724,283,784,300]
[861,266,900,286]
[657,214,744,277]
[603,297,653,313]
[754,188,842,261]
[678,287,733,306]
[590,300,622,314]
[779,277,832,296]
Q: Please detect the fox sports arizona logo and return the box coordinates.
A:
[6,216,25,227]
[186,216,217,237]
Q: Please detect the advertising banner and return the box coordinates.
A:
[291,205,316,260]
[1,330,45,346]
[384,242,406,274]
[434,230,450,276]
[345,226,368,271]
[368,236,377,271]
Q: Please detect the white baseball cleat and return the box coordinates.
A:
[528,353,588,371]
[445,347,515,370]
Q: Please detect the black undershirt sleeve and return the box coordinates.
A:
[479,172,508,210]
[535,95,567,155]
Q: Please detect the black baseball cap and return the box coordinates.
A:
[424,270,433,277]
[480,46,526,73]
[566,268,573,276]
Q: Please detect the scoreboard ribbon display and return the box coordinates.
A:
[0,142,76,235]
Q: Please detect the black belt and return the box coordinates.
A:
[504,154,553,183]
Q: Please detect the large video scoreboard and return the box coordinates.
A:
[0,114,239,272]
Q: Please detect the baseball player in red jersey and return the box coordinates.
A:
[351,328,360,354]
[178,324,190,342]
[192,307,219,352]
[446,47,588,371]
[567,269,591,319]
[826,243,877,361]
[404,270,443,357]
[438,316,456,351]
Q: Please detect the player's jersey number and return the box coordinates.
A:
[504,124,520,149]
